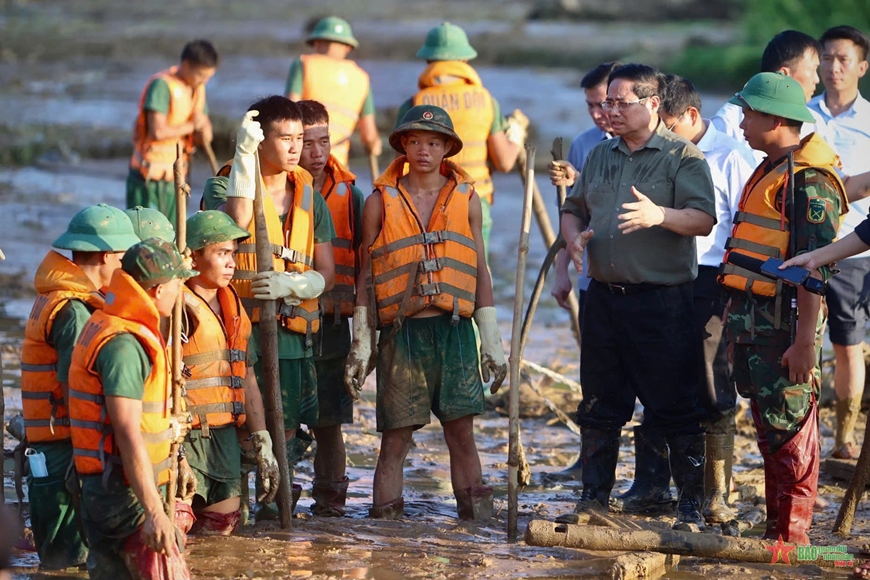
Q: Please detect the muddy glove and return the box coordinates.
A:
[225,110,265,201]
[250,430,280,503]
[344,306,376,401]
[176,457,197,502]
[505,109,529,147]
[473,307,508,394]
[250,270,326,304]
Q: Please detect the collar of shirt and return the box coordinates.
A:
[695,120,720,154]
[809,91,870,120]
[611,118,668,154]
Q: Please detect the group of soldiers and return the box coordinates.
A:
[15,11,870,580]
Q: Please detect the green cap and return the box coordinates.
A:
[306,16,359,49]
[121,238,198,289]
[52,204,141,252]
[124,206,175,243]
[728,72,815,124]
[186,211,251,251]
[416,22,477,61]
[389,105,463,157]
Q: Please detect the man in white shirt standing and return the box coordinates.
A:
[808,25,870,459]
[611,75,755,524]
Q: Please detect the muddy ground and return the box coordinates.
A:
[2,1,870,579]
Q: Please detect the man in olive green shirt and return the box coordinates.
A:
[560,64,716,531]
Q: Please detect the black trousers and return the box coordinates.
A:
[578,279,705,436]
[692,265,736,423]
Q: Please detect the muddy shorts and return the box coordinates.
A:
[312,355,354,427]
[125,170,178,230]
[254,356,319,430]
[185,426,243,508]
[376,314,484,432]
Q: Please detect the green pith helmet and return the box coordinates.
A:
[728,72,815,123]
[186,210,251,251]
[416,22,477,61]
[389,105,463,157]
[52,204,141,252]
[306,16,359,49]
[121,238,198,289]
[124,206,175,243]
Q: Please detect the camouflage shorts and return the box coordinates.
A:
[732,343,820,453]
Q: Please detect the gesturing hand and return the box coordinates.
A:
[618,186,665,234]
[567,229,593,274]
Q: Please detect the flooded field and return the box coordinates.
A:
[1,2,869,578]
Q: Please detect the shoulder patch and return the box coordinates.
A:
[807,197,829,224]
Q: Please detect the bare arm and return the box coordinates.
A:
[225,196,254,231]
[313,241,336,292]
[355,192,383,307]
[357,114,382,156]
[782,231,870,270]
[844,171,870,202]
[659,207,715,236]
[487,131,520,173]
[469,192,494,307]
[146,110,195,142]
[241,369,266,433]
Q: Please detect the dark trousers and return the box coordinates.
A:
[693,266,736,424]
[578,280,705,436]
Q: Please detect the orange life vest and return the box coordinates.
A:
[320,155,358,325]
[720,133,847,299]
[223,163,322,344]
[300,54,370,167]
[21,251,104,443]
[414,61,495,204]
[370,157,478,328]
[130,66,206,181]
[68,269,174,487]
[181,285,249,432]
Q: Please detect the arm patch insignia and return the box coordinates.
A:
[807,197,829,224]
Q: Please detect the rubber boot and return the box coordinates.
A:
[610,426,674,514]
[702,432,735,524]
[750,401,779,536]
[833,396,861,459]
[369,497,404,519]
[765,403,820,545]
[667,433,706,532]
[311,477,349,517]
[255,468,302,521]
[455,485,494,521]
[573,427,621,512]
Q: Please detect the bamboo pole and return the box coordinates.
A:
[368,153,380,184]
[551,137,568,208]
[168,142,191,522]
[508,145,536,542]
[519,234,564,359]
[202,140,220,175]
[253,153,293,529]
[834,410,870,536]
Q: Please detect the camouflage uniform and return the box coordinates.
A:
[725,167,841,454]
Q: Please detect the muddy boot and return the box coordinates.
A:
[311,477,349,517]
[255,468,302,521]
[572,427,621,512]
[667,433,706,532]
[456,485,494,521]
[287,430,314,465]
[542,454,583,484]
[610,426,673,514]
[702,432,735,524]
[369,497,404,519]
[833,396,861,459]
[751,402,779,536]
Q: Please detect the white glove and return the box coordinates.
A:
[344,306,376,401]
[505,109,529,147]
[251,430,280,503]
[250,270,326,302]
[473,307,508,394]
[226,110,265,200]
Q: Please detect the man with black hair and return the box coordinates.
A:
[560,63,716,530]
[807,25,870,460]
[128,40,219,230]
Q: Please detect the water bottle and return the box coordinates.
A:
[25,448,49,478]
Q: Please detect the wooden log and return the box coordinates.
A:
[525,519,860,568]
[610,551,679,580]
[253,153,293,529]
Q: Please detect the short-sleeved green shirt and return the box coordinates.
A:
[202,175,337,360]
[315,183,365,360]
[395,96,507,135]
[285,56,375,117]
[143,77,209,115]
[561,121,716,286]
[94,334,152,400]
[49,300,95,384]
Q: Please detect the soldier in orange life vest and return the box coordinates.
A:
[68,239,197,580]
[174,211,280,535]
[295,100,366,516]
[21,204,140,570]
[397,22,527,259]
[345,104,508,520]
[285,17,381,167]
[128,39,219,230]
[202,95,336,518]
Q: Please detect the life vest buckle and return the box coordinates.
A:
[420,258,443,273]
[279,246,300,263]
[421,231,445,245]
[231,401,245,417]
[230,376,243,389]
[419,282,443,297]
[229,349,245,363]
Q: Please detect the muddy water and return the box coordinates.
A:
[0,27,861,580]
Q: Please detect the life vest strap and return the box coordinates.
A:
[376,282,476,310]
[370,230,476,259]
[373,257,477,286]
[734,211,784,231]
[68,388,105,405]
[725,238,783,259]
[185,375,243,390]
[189,401,245,418]
[332,237,353,250]
[20,363,58,372]
[24,418,69,428]
[182,348,246,366]
[335,264,356,277]
[236,244,314,268]
[21,391,58,400]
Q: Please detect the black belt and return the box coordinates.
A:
[597,280,664,296]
